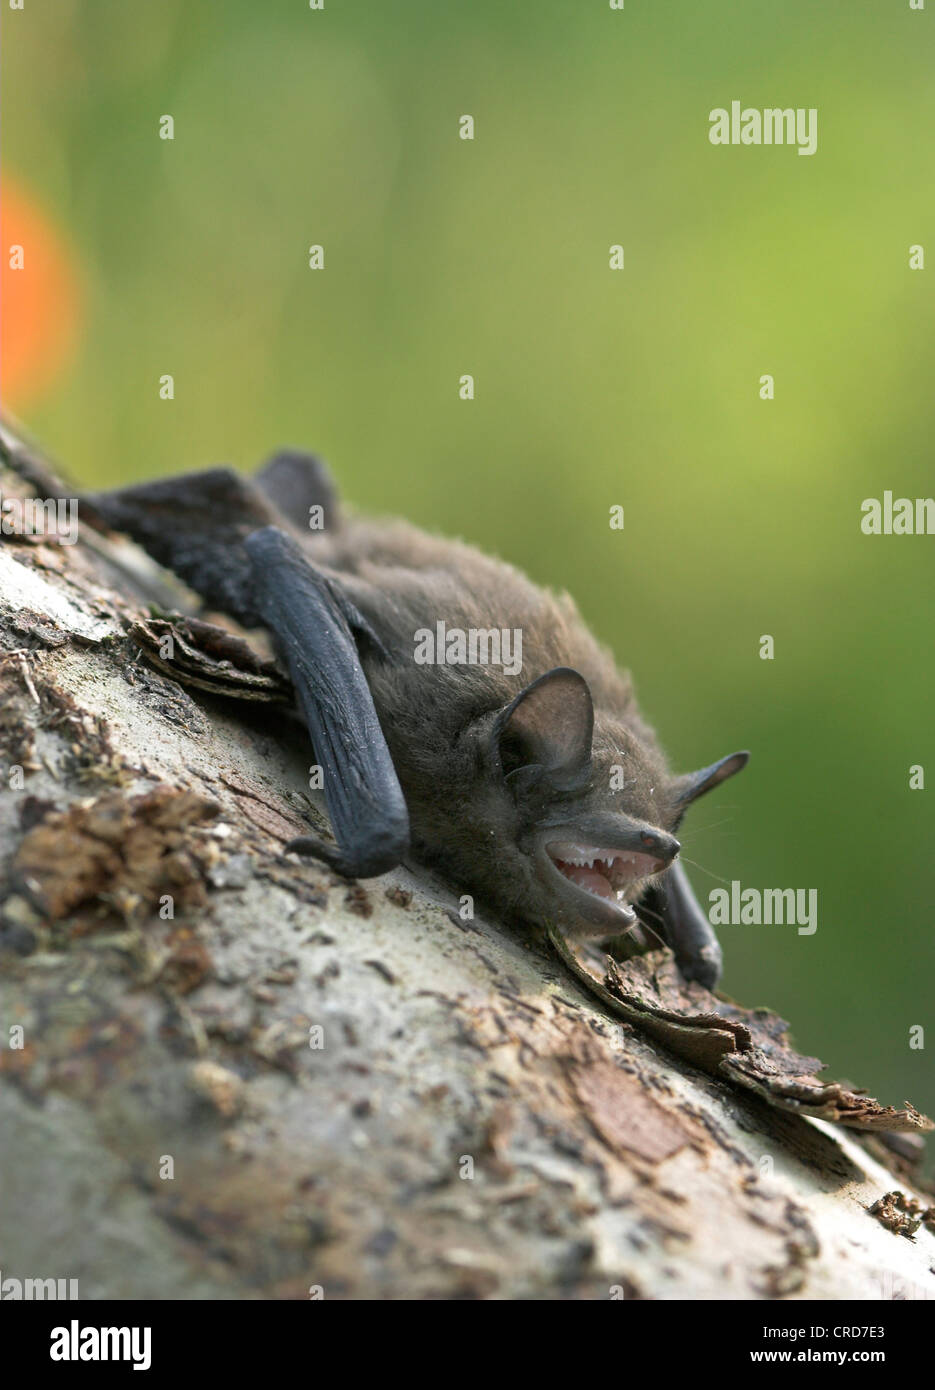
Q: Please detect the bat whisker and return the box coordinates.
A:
[678,855,731,887]
[632,902,670,950]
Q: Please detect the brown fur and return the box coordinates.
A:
[90,458,743,977]
[310,516,677,930]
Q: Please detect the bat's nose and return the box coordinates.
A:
[639,829,680,864]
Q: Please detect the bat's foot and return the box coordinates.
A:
[638,861,724,992]
[284,834,401,881]
[674,940,723,991]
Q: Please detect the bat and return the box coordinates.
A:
[89,451,748,988]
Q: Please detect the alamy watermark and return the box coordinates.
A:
[0,491,79,545]
[708,882,818,935]
[413,621,523,676]
[50,1321,151,1371]
[1,1270,79,1299]
[709,102,818,157]
[861,492,935,535]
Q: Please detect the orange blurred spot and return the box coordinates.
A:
[1,175,81,408]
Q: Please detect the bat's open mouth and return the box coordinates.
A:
[542,840,668,936]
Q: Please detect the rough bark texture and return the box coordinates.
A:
[1,427,934,1301]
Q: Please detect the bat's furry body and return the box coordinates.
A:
[315,516,672,921]
[90,452,748,987]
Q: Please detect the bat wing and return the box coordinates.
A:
[638,860,723,989]
[88,468,281,625]
[244,526,409,877]
[253,450,339,532]
[89,472,409,879]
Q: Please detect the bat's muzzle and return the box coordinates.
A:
[534,818,679,940]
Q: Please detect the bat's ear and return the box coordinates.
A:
[492,667,593,784]
[672,750,749,808]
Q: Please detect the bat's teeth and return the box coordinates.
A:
[555,845,605,869]
[548,843,665,888]
[566,844,594,865]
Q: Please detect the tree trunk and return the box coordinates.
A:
[1,422,933,1301]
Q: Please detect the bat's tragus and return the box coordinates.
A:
[89,450,749,992]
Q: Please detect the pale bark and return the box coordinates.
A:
[1,424,933,1301]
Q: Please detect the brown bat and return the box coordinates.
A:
[90,451,748,987]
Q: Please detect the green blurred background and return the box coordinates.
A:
[3,1,933,1135]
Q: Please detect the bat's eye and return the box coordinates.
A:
[504,760,591,806]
